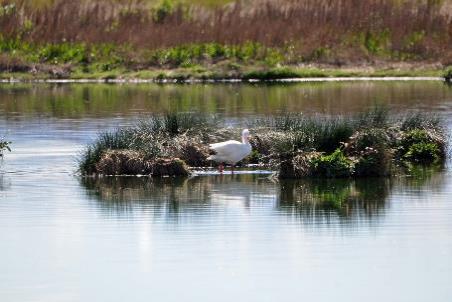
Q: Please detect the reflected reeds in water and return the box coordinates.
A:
[277,178,391,225]
[81,174,274,220]
[80,167,447,226]
[1,81,452,119]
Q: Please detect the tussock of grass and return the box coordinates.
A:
[253,108,447,179]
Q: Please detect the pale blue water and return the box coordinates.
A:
[1,82,452,302]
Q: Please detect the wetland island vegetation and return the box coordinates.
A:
[79,108,449,178]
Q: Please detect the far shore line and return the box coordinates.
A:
[0,76,446,84]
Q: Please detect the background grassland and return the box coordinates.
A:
[1,0,451,79]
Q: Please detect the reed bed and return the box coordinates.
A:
[1,0,451,72]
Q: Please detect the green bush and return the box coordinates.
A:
[355,147,390,176]
[0,139,11,156]
[404,142,441,164]
[38,43,89,64]
[443,66,452,82]
[397,128,445,164]
[401,129,431,150]
[311,149,354,178]
[152,0,174,23]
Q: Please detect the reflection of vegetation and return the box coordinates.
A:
[277,178,390,220]
[0,82,451,119]
[80,163,446,225]
[0,173,11,192]
[80,174,268,216]
[277,164,446,222]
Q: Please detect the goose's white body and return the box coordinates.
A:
[207,129,252,165]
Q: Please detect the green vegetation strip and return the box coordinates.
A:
[0,39,448,81]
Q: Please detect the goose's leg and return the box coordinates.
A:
[218,163,224,173]
[231,165,234,174]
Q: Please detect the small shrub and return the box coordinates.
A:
[0,139,11,156]
[311,149,354,178]
[355,147,391,176]
[399,129,445,164]
[152,0,174,24]
[443,66,452,83]
[401,129,431,149]
[404,142,441,164]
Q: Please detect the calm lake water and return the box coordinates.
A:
[1,81,452,302]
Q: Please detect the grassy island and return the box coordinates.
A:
[79,108,448,178]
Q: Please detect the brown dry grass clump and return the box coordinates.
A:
[96,150,190,176]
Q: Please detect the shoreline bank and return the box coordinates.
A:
[0,76,446,84]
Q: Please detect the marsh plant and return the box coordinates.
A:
[0,138,11,156]
[79,108,448,178]
[262,109,447,179]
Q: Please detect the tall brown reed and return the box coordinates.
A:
[1,0,451,63]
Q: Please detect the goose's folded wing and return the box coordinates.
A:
[209,140,242,154]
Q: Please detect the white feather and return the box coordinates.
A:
[207,129,252,165]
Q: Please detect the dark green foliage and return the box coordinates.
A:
[345,129,391,177]
[354,147,390,176]
[152,0,174,23]
[444,67,452,82]
[148,42,283,68]
[242,68,300,80]
[399,129,446,163]
[401,129,431,150]
[311,149,354,178]
[37,43,89,64]
[0,139,11,156]
[403,142,441,164]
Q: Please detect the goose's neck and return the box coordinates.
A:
[242,136,250,145]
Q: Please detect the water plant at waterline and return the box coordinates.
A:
[78,110,448,178]
[263,110,447,179]
[443,66,452,83]
[79,113,230,176]
[0,138,11,156]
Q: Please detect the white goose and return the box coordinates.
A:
[207,129,252,173]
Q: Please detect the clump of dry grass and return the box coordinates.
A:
[95,150,190,176]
